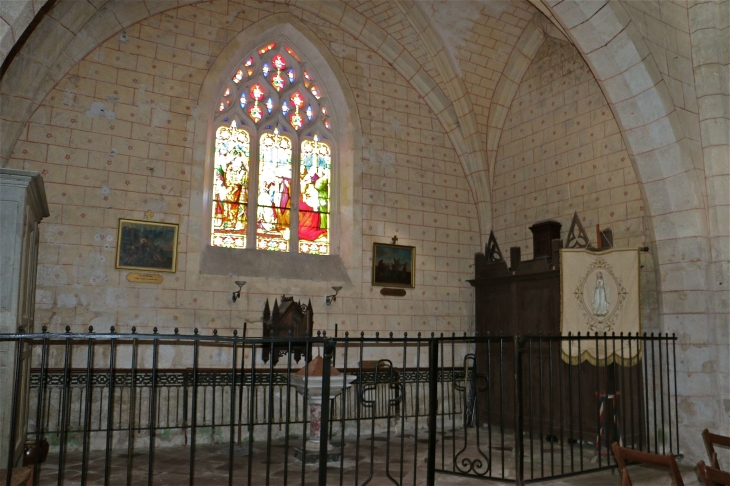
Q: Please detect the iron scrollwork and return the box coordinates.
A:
[453,353,491,476]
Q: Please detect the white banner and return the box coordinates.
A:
[560,248,641,366]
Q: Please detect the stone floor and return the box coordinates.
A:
[29,431,699,485]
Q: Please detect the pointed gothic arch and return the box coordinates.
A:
[193,15,361,283]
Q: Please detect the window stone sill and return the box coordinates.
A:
[200,245,351,283]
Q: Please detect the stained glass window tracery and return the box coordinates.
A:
[211,40,335,255]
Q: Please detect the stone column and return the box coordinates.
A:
[0,169,49,467]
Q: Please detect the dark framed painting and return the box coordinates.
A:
[115,219,179,273]
[372,242,416,288]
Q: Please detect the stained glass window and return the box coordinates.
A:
[299,137,330,255]
[211,40,335,255]
[211,124,250,249]
[257,131,292,252]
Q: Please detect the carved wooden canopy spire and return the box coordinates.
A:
[566,212,592,249]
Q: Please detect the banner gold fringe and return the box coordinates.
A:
[561,343,643,367]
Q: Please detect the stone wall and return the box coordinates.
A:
[7,0,480,339]
[492,37,658,329]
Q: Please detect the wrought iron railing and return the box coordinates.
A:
[0,328,679,486]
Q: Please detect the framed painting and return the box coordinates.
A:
[115,219,179,273]
[372,242,416,288]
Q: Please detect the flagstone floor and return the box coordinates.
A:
[28,431,699,485]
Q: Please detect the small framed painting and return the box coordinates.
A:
[115,219,179,273]
[372,242,416,288]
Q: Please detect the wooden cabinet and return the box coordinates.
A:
[529,220,562,260]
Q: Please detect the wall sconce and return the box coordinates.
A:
[232,281,246,302]
[325,286,342,306]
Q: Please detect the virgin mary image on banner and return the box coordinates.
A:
[592,271,610,317]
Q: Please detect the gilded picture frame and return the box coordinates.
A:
[372,242,416,288]
[115,219,179,273]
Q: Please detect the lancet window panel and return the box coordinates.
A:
[211,39,335,255]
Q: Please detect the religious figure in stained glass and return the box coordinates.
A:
[211,125,249,248]
[257,131,292,252]
[299,137,330,255]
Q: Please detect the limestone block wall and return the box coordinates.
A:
[440,0,537,155]
[6,0,480,340]
[491,38,659,328]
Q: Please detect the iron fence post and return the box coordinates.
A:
[6,335,24,486]
[318,338,335,485]
[514,335,524,486]
[427,337,439,486]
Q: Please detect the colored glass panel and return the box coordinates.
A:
[257,132,292,252]
[272,73,285,91]
[290,112,303,130]
[298,138,330,254]
[249,105,262,123]
[216,44,336,254]
[272,54,286,70]
[290,92,304,108]
[285,46,301,62]
[212,125,250,249]
[258,43,275,54]
[251,85,264,101]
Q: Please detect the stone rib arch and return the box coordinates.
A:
[393,0,491,243]
[303,1,490,241]
[487,14,550,198]
[539,0,709,289]
[0,0,169,166]
[487,11,571,199]
[0,0,54,68]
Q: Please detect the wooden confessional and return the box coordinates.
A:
[469,215,643,446]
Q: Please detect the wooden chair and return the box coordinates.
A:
[698,460,730,486]
[703,428,730,470]
[0,466,33,486]
[611,442,684,486]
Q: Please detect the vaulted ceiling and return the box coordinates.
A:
[0,0,719,256]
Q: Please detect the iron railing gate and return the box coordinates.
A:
[1,328,679,486]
